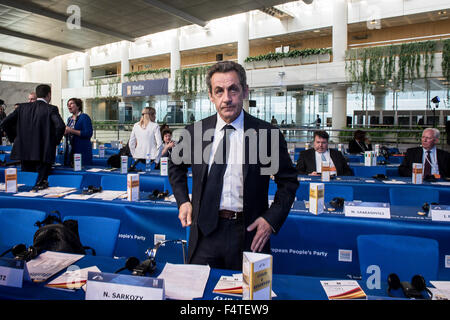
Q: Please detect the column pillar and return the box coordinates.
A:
[294,92,306,125]
[170,30,181,93]
[237,13,249,66]
[332,0,348,63]
[332,85,348,141]
[83,51,91,87]
[372,87,386,111]
[120,41,130,83]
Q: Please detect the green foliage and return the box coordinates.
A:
[124,68,170,81]
[244,48,332,63]
[174,65,211,95]
[442,39,450,82]
[346,40,438,92]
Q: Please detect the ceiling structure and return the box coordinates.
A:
[0,0,294,66]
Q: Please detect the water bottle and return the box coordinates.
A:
[145,153,151,173]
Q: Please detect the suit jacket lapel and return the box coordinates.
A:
[308,149,317,172]
[243,111,256,184]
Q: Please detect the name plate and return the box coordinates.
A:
[85,272,165,300]
[344,201,391,219]
[0,258,25,288]
[430,205,450,222]
[74,153,82,171]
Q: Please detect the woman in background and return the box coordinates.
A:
[64,98,93,166]
[129,106,162,165]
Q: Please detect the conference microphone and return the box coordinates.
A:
[130,239,188,277]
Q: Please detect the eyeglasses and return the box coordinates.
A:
[142,113,149,116]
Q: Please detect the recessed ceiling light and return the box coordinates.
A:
[266,37,273,40]
[437,10,447,15]
[313,29,320,33]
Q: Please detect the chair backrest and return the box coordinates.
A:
[17,171,38,186]
[100,175,127,191]
[357,234,439,285]
[63,215,120,257]
[48,174,83,189]
[324,185,354,202]
[352,166,387,178]
[0,208,47,247]
[389,187,439,206]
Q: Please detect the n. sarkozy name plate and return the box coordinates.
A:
[0,258,25,288]
[85,272,165,300]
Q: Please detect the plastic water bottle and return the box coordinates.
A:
[145,153,151,173]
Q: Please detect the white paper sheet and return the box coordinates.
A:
[157,263,210,300]
[26,251,84,282]
[90,190,127,200]
[430,281,450,300]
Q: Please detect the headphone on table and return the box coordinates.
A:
[82,185,102,195]
[329,197,345,210]
[0,243,38,262]
[115,239,187,276]
[387,273,433,299]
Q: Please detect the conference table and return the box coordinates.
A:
[1,183,450,281]
[0,249,401,301]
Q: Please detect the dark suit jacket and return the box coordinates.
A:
[398,147,450,178]
[296,148,354,176]
[0,100,65,164]
[64,113,93,166]
[168,111,299,263]
[348,139,372,154]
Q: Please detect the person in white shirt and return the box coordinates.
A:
[296,130,354,176]
[128,107,162,165]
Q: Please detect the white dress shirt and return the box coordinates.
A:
[208,111,244,212]
[422,146,439,175]
[315,150,336,175]
[129,121,162,162]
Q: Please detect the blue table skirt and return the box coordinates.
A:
[1,191,450,280]
[0,249,397,300]
[272,201,450,279]
[290,176,450,204]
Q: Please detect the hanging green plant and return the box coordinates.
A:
[442,39,450,82]
[346,40,439,92]
[244,47,331,63]
[174,65,211,96]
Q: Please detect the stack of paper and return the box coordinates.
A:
[213,274,243,296]
[25,251,84,283]
[46,266,101,290]
[157,263,210,300]
[430,281,450,300]
[212,274,277,298]
[320,280,367,300]
[90,190,127,201]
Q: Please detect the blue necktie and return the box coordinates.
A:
[198,124,235,236]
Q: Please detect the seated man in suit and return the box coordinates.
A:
[296,130,353,176]
[399,128,450,179]
[348,130,372,154]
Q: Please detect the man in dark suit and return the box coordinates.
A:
[0,84,65,190]
[399,128,450,179]
[296,130,354,176]
[168,61,298,270]
[348,130,372,154]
